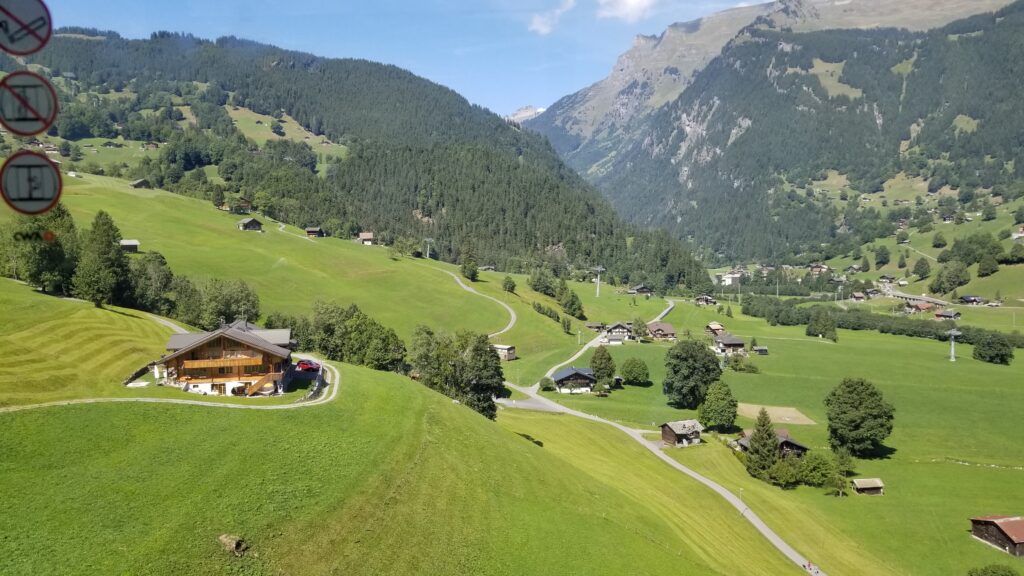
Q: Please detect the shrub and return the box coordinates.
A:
[539,378,556,392]
[973,333,1014,365]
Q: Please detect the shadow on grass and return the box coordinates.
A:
[857,444,898,460]
[517,433,544,447]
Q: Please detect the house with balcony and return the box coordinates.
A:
[151,319,294,397]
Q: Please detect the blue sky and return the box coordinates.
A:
[47,0,749,115]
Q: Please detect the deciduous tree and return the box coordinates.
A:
[824,378,894,456]
[663,340,722,408]
[698,380,737,431]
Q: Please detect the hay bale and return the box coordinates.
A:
[218,534,248,557]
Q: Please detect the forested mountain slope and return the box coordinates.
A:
[553,1,1024,261]
[6,31,708,290]
[525,0,1010,172]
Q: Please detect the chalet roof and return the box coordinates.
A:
[492,344,515,350]
[159,327,292,365]
[647,321,676,334]
[662,420,704,435]
[358,232,375,240]
[238,217,262,225]
[737,429,808,451]
[167,320,292,350]
[852,478,885,490]
[305,226,323,232]
[852,292,865,298]
[971,516,1024,544]
[606,322,630,331]
[551,366,595,383]
[715,333,745,346]
[119,239,140,246]
[936,310,960,318]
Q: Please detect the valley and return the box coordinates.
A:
[2,3,1024,575]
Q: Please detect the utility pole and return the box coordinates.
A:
[594,265,606,298]
[423,237,434,260]
[947,328,961,362]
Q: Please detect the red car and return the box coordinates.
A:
[296,359,321,372]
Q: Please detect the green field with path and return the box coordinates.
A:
[0,362,799,576]
[533,300,1024,574]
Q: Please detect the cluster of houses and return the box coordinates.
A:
[585,320,678,346]
[706,321,754,356]
[233,216,376,244]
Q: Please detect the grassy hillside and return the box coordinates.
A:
[0,280,171,406]
[534,300,1024,574]
[0,281,318,407]
[225,106,348,161]
[0,363,798,575]
[53,174,508,340]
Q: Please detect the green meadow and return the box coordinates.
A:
[54,174,507,340]
[535,300,1024,574]
[0,363,799,576]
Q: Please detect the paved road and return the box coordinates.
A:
[0,355,339,414]
[501,298,825,575]
[436,269,518,338]
[276,221,313,242]
[145,313,189,334]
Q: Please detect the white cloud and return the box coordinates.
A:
[529,0,577,35]
[596,0,658,22]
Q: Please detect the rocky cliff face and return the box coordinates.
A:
[526,0,1013,176]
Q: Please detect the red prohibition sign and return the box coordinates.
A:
[0,0,53,56]
[0,70,59,136]
[1,149,62,215]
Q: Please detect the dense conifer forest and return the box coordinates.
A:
[2,31,710,291]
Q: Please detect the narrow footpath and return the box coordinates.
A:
[434,268,518,338]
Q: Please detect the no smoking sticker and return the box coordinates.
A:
[0,0,52,56]
[0,70,58,136]
[1,150,61,215]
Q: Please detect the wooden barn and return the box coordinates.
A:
[852,478,885,496]
[119,239,140,253]
[237,217,263,232]
[305,226,325,238]
[661,420,704,447]
[970,516,1024,556]
[492,344,516,361]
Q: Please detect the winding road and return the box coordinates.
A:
[497,299,825,575]
[434,268,518,338]
[5,276,820,572]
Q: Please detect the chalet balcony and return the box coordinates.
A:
[181,355,264,369]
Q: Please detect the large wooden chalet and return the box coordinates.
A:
[151,320,294,397]
[970,516,1024,557]
[646,321,676,341]
[551,366,596,394]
